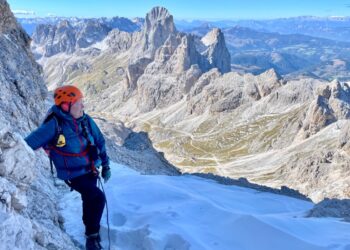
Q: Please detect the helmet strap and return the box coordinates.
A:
[68,102,72,113]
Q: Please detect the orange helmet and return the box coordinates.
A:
[54,85,83,106]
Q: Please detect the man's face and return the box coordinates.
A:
[70,99,84,119]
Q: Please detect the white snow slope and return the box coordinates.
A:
[59,162,350,250]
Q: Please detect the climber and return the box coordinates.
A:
[24,85,111,250]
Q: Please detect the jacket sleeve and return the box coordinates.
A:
[87,116,110,166]
[24,118,57,150]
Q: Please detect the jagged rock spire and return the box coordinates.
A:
[201,28,231,73]
[141,6,177,58]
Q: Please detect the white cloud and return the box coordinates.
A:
[47,13,57,17]
[13,10,36,15]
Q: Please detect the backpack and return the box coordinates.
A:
[42,111,96,182]
[43,112,65,148]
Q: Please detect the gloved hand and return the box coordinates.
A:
[101,165,111,183]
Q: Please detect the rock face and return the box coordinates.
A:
[187,69,282,115]
[307,198,350,222]
[339,120,350,154]
[0,130,77,250]
[299,80,350,139]
[32,17,140,58]
[200,28,231,73]
[0,0,30,49]
[75,20,110,48]
[45,20,76,56]
[0,1,77,249]
[32,19,110,57]
[34,6,233,107]
[92,118,180,175]
[0,1,46,133]
[123,8,232,112]
[139,6,177,59]
[104,29,133,53]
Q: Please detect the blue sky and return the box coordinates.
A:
[7,0,350,19]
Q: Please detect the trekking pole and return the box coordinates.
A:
[98,177,111,250]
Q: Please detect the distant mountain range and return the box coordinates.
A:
[176,16,350,42]
[17,16,143,35]
[27,15,350,81]
[190,25,350,80]
[18,16,350,42]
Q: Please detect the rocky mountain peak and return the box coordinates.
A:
[201,28,221,46]
[57,19,72,29]
[201,28,231,73]
[259,68,281,81]
[75,20,110,48]
[298,80,350,139]
[146,6,173,25]
[140,7,177,58]
[168,34,203,73]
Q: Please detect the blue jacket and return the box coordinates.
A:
[25,105,109,180]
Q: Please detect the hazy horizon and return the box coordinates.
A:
[14,15,350,22]
[7,0,350,20]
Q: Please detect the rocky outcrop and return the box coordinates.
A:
[339,120,350,154]
[0,0,31,49]
[187,69,282,115]
[166,35,204,74]
[0,129,77,250]
[139,6,177,59]
[144,34,203,75]
[0,1,77,249]
[75,20,110,48]
[125,57,153,90]
[328,80,350,118]
[189,68,221,98]
[255,68,282,97]
[134,34,205,112]
[136,73,185,112]
[32,16,140,58]
[123,8,234,112]
[104,29,133,53]
[93,118,180,175]
[125,7,179,88]
[201,28,231,73]
[47,20,76,56]
[308,198,350,222]
[0,0,17,32]
[101,16,140,32]
[0,5,46,133]
[32,20,76,57]
[33,19,116,57]
[299,80,350,138]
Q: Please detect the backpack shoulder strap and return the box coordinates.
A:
[43,112,62,144]
[42,112,63,184]
[82,115,93,144]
